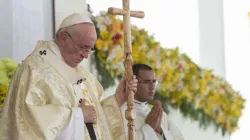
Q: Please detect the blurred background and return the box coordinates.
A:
[0,0,249,140]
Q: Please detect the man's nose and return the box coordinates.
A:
[149,82,156,89]
[81,51,89,59]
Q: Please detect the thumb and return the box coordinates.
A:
[120,77,126,87]
[79,98,86,107]
[116,78,126,92]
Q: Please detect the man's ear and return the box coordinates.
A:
[59,31,68,41]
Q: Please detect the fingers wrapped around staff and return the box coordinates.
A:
[128,75,138,93]
[93,113,97,124]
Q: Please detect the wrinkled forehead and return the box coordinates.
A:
[76,23,97,39]
[74,23,97,47]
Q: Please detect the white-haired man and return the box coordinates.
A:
[0,13,137,140]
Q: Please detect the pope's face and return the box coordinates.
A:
[135,69,157,102]
[59,24,97,68]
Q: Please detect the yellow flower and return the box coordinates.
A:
[103,41,110,48]
[226,120,233,134]
[216,115,224,125]
[95,39,103,50]
[0,96,5,101]
[0,85,7,94]
[199,79,206,94]
[100,30,111,40]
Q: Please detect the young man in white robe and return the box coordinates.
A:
[120,64,185,140]
[0,13,138,140]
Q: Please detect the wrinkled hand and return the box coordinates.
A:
[78,98,97,124]
[114,75,138,106]
[146,101,163,133]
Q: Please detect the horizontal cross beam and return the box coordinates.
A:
[108,7,145,18]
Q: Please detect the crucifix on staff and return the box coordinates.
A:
[107,0,145,139]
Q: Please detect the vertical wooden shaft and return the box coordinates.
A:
[107,1,145,139]
[123,0,135,140]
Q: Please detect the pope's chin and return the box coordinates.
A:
[70,61,81,68]
[75,59,82,65]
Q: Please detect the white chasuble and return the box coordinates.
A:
[0,40,114,140]
[120,100,185,140]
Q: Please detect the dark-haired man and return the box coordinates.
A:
[120,64,184,140]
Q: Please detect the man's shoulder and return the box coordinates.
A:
[21,42,53,71]
[23,53,47,68]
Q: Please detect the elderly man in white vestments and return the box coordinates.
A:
[0,13,138,140]
[120,64,185,140]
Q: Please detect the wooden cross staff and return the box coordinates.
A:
[108,0,145,140]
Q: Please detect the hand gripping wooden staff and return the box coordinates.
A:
[107,1,145,140]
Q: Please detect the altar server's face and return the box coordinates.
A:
[59,23,97,68]
[135,69,157,102]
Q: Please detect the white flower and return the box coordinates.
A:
[104,16,111,25]
[102,46,108,51]
[96,16,105,24]
[98,24,107,31]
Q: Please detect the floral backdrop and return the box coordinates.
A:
[0,12,245,136]
[91,12,245,135]
[0,58,17,108]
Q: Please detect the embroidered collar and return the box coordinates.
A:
[36,40,86,85]
[134,100,148,106]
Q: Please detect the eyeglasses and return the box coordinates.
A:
[65,32,95,54]
[138,80,159,86]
